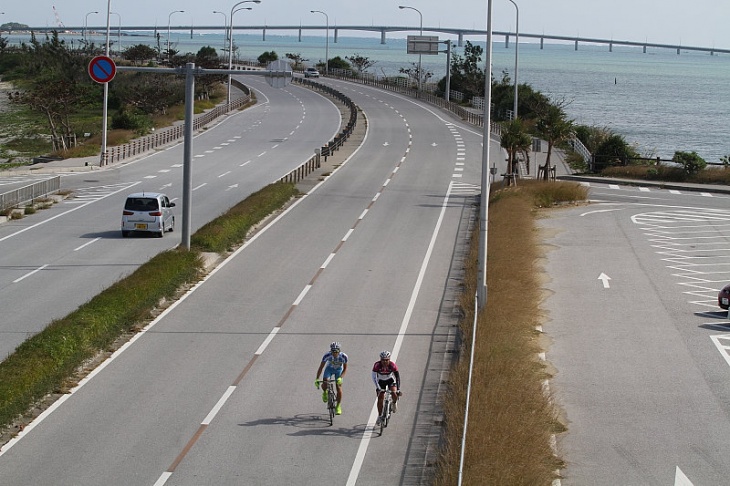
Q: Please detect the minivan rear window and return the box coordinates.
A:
[125,198,159,211]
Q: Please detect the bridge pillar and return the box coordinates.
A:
[575,39,579,51]
[677,47,680,55]
[263,28,266,41]
[540,37,544,49]
[381,29,386,44]
[334,28,338,43]
[505,34,510,48]
[643,45,647,53]
[609,42,613,52]
[298,28,301,42]
[458,33,463,47]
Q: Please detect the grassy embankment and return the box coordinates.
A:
[434,180,589,485]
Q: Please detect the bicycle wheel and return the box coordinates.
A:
[327,387,336,425]
[383,400,390,428]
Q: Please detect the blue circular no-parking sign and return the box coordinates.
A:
[88,55,116,84]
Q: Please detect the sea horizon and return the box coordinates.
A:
[4,31,729,162]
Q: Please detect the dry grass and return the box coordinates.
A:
[434,180,587,485]
[602,164,730,184]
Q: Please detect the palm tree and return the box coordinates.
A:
[536,104,574,180]
[500,118,532,176]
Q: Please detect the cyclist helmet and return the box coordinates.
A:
[330,342,341,352]
[380,350,391,360]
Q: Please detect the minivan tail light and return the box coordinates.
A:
[123,210,134,215]
[149,211,162,216]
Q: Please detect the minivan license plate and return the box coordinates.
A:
[722,298,729,306]
[135,223,147,230]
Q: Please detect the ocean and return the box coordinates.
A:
[6,30,730,162]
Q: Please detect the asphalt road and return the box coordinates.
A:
[0,79,500,484]
[0,76,341,360]
[541,184,730,485]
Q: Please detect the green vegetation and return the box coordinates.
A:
[0,182,299,431]
[0,32,228,164]
[191,182,299,253]
[434,180,588,485]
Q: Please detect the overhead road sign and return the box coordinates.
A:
[407,35,440,55]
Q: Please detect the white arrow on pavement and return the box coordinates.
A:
[226,184,239,191]
[675,466,694,486]
[598,273,611,288]
[432,142,438,147]
[383,142,389,147]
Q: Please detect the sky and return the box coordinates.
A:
[2,1,728,49]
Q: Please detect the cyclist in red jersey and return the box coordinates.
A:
[371,350,401,424]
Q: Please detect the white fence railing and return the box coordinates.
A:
[0,177,61,212]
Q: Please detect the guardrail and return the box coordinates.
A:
[101,80,252,166]
[0,177,61,213]
[277,78,360,184]
[325,70,501,134]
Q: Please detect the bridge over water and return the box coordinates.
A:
[30,24,730,56]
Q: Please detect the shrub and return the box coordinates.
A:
[673,151,706,175]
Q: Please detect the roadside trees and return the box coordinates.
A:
[500,118,532,174]
[535,103,574,179]
[346,54,375,76]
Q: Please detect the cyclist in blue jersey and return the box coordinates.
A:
[315,342,348,415]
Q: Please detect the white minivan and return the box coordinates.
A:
[121,192,175,237]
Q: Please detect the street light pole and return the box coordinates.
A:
[100,0,112,166]
[213,10,228,55]
[84,11,98,44]
[477,0,494,310]
[110,12,121,55]
[506,0,519,119]
[398,5,423,93]
[228,0,262,106]
[167,10,184,63]
[310,10,328,75]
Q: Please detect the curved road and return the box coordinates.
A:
[0,79,499,484]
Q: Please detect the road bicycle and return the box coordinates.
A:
[316,379,338,426]
[377,388,402,436]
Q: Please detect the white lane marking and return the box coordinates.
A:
[347,181,455,486]
[193,183,207,191]
[255,327,280,355]
[321,253,336,269]
[240,160,252,167]
[639,187,650,192]
[74,237,101,251]
[258,152,267,157]
[711,334,730,367]
[202,386,236,425]
[670,190,681,194]
[598,273,611,288]
[144,175,157,179]
[13,264,49,283]
[342,229,354,242]
[0,182,140,243]
[158,169,171,173]
[293,285,312,306]
[609,184,621,189]
[194,155,206,158]
[218,171,231,178]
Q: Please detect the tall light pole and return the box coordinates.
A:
[84,11,98,43]
[477,0,494,310]
[228,0,261,105]
[110,11,121,55]
[100,0,112,166]
[506,0,519,119]
[167,10,184,63]
[399,5,423,93]
[213,10,228,55]
[310,10,329,75]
